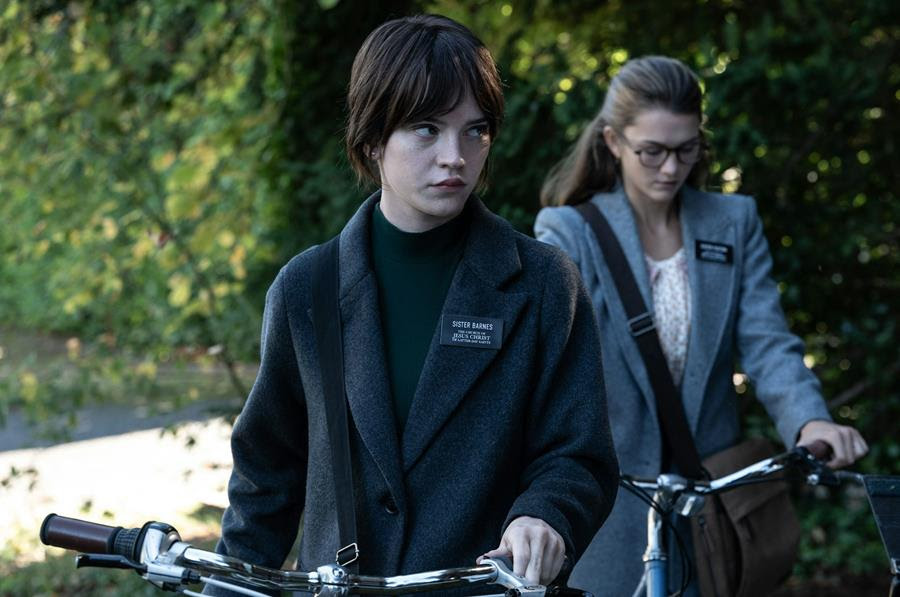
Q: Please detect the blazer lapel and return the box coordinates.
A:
[590,189,659,420]
[679,187,738,433]
[596,189,655,308]
[401,198,528,472]
[334,195,406,507]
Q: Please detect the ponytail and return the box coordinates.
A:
[540,115,619,207]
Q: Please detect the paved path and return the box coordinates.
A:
[1,406,233,565]
[0,400,234,452]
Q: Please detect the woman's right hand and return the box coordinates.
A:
[797,419,868,468]
[480,516,566,586]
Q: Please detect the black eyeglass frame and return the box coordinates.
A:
[615,132,706,168]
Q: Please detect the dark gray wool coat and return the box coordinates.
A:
[212,194,619,591]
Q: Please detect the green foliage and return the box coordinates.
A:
[0,1,280,365]
[794,486,885,579]
[0,0,897,584]
[0,535,220,597]
[701,1,899,578]
[0,552,159,596]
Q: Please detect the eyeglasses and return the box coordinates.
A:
[617,133,704,168]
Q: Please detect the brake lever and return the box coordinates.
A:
[792,446,840,487]
[483,557,545,596]
[76,553,148,573]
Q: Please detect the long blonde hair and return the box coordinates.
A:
[540,56,709,207]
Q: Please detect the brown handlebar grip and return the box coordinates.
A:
[804,439,832,461]
[40,514,121,554]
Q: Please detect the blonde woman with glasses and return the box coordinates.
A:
[535,55,867,596]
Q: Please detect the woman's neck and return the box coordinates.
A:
[625,189,683,260]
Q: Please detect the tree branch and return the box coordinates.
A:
[827,357,900,410]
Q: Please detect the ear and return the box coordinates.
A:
[602,125,621,160]
[365,145,380,161]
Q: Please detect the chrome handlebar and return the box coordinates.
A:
[622,444,857,506]
[174,545,528,594]
[59,517,545,596]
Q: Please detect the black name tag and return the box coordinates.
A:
[695,240,733,264]
[440,314,503,349]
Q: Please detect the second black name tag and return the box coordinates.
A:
[440,314,503,350]
[695,240,733,264]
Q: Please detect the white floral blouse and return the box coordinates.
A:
[645,247,691,386]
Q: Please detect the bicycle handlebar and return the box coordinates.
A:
[622,440,841,499]
[39,514,569,596]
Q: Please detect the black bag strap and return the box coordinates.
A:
[310,236,359,568]
[575,201,704,479]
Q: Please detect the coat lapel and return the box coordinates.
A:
[590,189,659,420]
[335,194,406,507]
[401,198,527,472]
[679,187,738,433]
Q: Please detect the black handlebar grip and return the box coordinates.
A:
[804,439,832,461]
[40,514,123,554]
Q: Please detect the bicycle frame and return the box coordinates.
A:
[629,475,705,597]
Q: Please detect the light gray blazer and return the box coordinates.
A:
[534,186,832,596]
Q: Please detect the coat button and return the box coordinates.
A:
[381,495,399,515]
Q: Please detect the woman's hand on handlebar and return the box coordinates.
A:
[480,515,565,586]
[797,419,868,468]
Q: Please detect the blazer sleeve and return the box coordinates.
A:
[534,205,587,270]
[213,267,309,577]
[734,197,832,445]
[502,246,619,562]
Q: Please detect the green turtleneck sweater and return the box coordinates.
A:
[371,204,468,430]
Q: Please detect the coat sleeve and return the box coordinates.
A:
[502,246,619,562]
[534,206,587,270]
[734,197,832,445]
[207,267,308,594]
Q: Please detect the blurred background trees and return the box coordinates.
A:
[0,0,897,586]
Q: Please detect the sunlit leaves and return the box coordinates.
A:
[0,1,276,359]
[167,274,192,308]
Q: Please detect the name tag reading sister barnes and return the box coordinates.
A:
[440,315,503,350]
[695,240,733,264]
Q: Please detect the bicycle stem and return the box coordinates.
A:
[641,491,670,597]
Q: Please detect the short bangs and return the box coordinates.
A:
[346,15,504,185]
